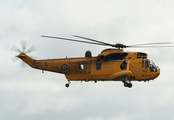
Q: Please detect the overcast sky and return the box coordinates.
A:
[0,0,174,120]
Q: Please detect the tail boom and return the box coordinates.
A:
[17,52,69,74]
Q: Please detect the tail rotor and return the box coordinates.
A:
[11,41,36,67]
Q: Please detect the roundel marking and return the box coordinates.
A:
[62,64,68,70]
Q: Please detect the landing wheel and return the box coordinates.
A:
[128,83,132,88]
[124,82,129,87]
[65,83,69,88]
[65,81,71,88]
[123,81,133,88]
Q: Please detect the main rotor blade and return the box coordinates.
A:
[21,41,27,52]
[128,45,174,48]
[73,35,114,47]
[128,42,172,47]
[26,45,36,53]
[11,45,21,52]
[42,35,111,46]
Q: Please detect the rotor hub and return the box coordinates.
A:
[114,43,127,49]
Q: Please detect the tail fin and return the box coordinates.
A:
[17,52,36,68]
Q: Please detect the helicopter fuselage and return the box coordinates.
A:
[17,48,160,88]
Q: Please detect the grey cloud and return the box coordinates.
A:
[0,0,174,120]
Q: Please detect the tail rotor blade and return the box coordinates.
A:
[21,41,27,52]
[11,45,21,52]
[11,56,19,63]
[21,61,27,68]
[26,45,36,53]
[12,41,36,68]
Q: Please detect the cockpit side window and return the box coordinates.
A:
[142,60,148,68]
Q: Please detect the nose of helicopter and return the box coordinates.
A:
[155,67,160,79]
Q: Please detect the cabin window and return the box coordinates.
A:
[106,53,127,60]
[137,52,147,58]
[79,64,84,70]
[96,63,101,70]
[120,61,127,70]
[105,53,128,60]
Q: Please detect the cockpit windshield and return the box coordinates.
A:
[142,59,158,72]
[149,60,157,72]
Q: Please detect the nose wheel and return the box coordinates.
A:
[65,81,71,88]
[122,81,132,88]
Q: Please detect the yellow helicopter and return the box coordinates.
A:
[12,35,173,88]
